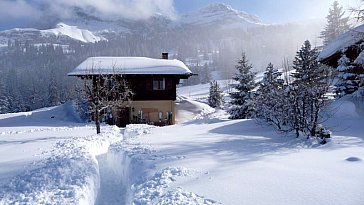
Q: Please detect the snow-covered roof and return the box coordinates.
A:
[68,57,192,76]
[319,25,364,60]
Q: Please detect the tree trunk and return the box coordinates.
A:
[95,107,101,134]
[310,102,320,137]
[93,76,101,134]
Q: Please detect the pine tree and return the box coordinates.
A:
[336,53,360,96]
[208,81,224,108]
[0,74,10,114]
[255,63,285,129]
[48,72,60,106]
[228,52,256,119]
[321,1,350,46]
[200,63,211,84]
[291,40,331,137]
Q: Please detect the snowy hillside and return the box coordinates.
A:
[179,3,263,28]
[0,22,105,46]
[0,83,363,204]
[43,23,106,43]
[0,2,266,45]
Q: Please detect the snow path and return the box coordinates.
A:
[0,103,126,204]
[95,151,127,205]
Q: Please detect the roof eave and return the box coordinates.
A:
[67,72,193,77]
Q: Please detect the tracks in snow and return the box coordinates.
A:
[95,150,129,205]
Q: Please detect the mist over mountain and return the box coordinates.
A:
[0,2,324,59]
[0,2,325,112]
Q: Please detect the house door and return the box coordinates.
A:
[116,108,130,127]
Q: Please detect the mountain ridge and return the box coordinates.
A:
[0,3,265,44]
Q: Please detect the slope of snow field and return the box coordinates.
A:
[43,23,105,43]
[0,103,125,204]
[0,87,363,204]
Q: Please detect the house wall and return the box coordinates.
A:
[126,76,178,101]
[129,100,176,125]
[77,74,190,127]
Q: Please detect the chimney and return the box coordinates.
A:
[162,52,169,60]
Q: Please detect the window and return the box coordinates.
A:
[153,78,165,90]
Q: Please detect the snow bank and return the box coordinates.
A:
[0,102,81,127]
[123,124,155,139]
[0,126,122,205]
[326,94,364,120]
[132,167,218,205]
[116,125,219,205]
[176,97,228,124]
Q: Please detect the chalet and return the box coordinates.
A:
[68,53,193,127]
[319,24,364,75]
[319,25,364,95]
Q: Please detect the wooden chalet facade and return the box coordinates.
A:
[68,54,193,127]
[319,25,364,80]
[319,25,364,95]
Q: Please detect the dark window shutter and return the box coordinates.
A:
[166,78,173,90]
[146,79,152,91]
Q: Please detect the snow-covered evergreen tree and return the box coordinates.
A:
[291,40,331,137]
[336,53,360,96]
[48,73,60,106]
[200,63,211,84]
[255,63,285,129]
[208,81,224,108]
[352,50,364,97]
[228,52,256,119]
[0,75,10,114]
[320,1,350,46]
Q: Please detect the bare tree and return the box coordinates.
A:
[81,66,133,134]
[350,0,364,21]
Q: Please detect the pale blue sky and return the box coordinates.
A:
[0,0,360,30]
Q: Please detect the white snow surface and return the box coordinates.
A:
[43,23,105,43]
[1,23,105,43]
[1,85,364,205]
[319,24,364,60]
[68,57,192,76]
[179,3,263,29]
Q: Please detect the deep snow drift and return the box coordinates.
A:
[0,86,364,205]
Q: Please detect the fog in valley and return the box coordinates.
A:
[0,2,326,113]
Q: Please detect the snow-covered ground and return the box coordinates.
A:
[0,85,364,205]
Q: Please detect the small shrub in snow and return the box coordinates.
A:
[315,124,331,141]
